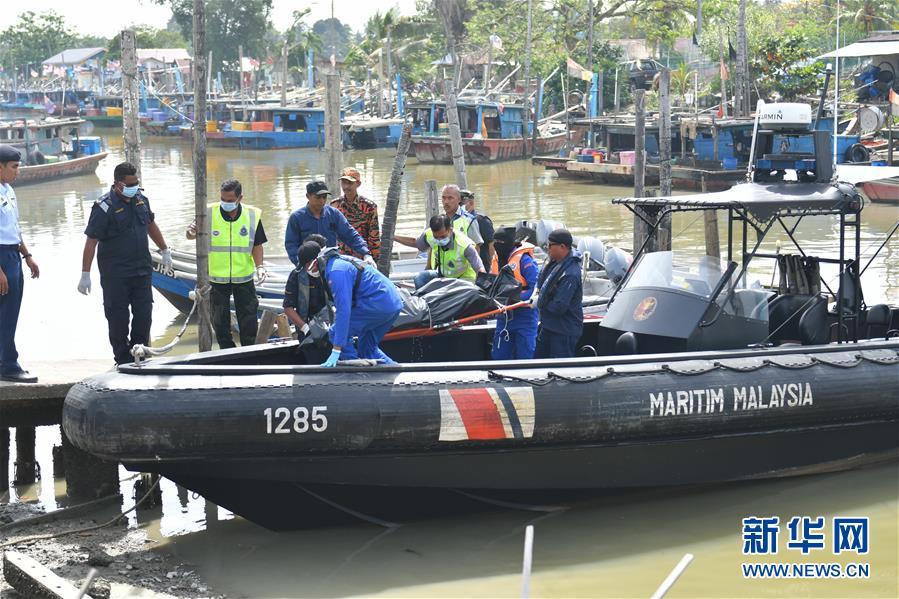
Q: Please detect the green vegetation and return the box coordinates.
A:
[1,0,896,103]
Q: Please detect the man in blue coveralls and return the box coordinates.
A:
[297,240,403,367]
[0,145,40,383]
[284,180,375,267]
[491,227,539,360]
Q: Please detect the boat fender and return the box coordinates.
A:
[846,143,870,163]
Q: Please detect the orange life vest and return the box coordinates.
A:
[490,243,536,289]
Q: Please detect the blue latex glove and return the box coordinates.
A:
[321,348,341,368]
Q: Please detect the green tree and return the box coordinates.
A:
[156,0,274,74]
[842,0,899,35]
[105,26,187,61]
[0,11,76,74]
[313,18,353,62]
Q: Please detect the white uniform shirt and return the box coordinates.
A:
[0,183,22,245]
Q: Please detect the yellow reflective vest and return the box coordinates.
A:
[208,203,259,284]
[425,229,477,281]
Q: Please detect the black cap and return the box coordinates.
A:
[547,228,573,248]
[493,226,516,246]
[460,189,474,200]
[306,180,330,196]
[0,145,22,163]
[297,240,322,267]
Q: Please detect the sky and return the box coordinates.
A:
[0,0,420,38]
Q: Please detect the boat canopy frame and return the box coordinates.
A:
[611,181,864,342]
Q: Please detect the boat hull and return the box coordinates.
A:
[412,132,568,164]
[63,340,899,529]
[16,152,107,186]
[861,177,899,203]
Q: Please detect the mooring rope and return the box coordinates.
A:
[130,283,208,365]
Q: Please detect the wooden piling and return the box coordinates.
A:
[61,428,117,502]
[425,180,439,222]
[255,310,278,344]
[1,427,8,491]
[658,68,672,251]
[444,76,468,189]
[377,123,414,276]
[281,43,288,107]
[633,89,648,256]
[120,29,141,179]
[193,0,213,353]
[13,426,36,485]
[324,71,342,194]
[522,0,533,145]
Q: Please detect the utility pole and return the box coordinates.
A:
[192,0,213,352]
[121,30,141,180]
[587,0,594,70]
[238,44,246,118]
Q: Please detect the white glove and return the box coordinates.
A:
[77,272,91,295]
[255,266,268,285]
[363,254,376,267]
[160,248,173,271]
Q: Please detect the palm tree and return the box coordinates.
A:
[842,0,898,35]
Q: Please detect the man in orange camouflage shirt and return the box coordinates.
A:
[331,167,380,261]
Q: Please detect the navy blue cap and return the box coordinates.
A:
[0,145,22,163]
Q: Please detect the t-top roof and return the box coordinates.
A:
[613,181,860,223]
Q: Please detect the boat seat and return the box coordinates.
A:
[864,304,897,339]
[768,294,828,345]
[615,331,639,355]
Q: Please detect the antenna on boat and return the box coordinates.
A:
[746,99,764,183]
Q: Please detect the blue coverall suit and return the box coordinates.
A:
[492,253,539,360]
[534,251,584,359]
[324,255,403,363]
[84,188,155,364]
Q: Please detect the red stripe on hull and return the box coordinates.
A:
[449,388,505,440]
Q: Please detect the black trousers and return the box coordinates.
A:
[101,275,153,364]
[211,281,259,349]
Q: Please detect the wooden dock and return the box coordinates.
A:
[0,359,112,427]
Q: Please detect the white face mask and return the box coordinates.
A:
[306,267,320,278]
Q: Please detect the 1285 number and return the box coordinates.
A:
[263,406,328,434]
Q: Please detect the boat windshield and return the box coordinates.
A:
[624,251,731,298]
[623,251,772,322]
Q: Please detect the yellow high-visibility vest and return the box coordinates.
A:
[208,203,259,284]
[425,229,477,281]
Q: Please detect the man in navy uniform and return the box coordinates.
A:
[534,228,583,359]
[0,145,40,383]
[79,162,173,364]
[284,180,374,267]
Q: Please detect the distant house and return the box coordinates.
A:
[137,49,192,91]
[42,47,106,90]
[605,39,652,61]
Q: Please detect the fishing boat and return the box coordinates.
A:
[0,117,107,186]
[63,104,898,530]
[344,115,405,149]
[220,104,333,149]
[860,176,899,202]
[410,100,567,163]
